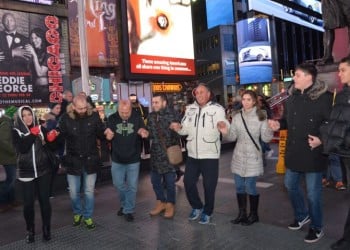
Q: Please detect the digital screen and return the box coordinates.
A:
[236,18,273,84]
[248,0,323,31]
[15,0,54,5]
[68,0,119,67]
[122,0,195,80]
[206,0,234,29]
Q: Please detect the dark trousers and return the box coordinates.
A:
[21,173,52,231]
[184,157,219,216]
[341,157,350,240]
[151,170,176,204]
[0,164,16,204]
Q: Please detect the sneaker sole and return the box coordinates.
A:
[304,232,324,243]
[188,215,200,221]
[198,220,210,225]
[288,218,310,230]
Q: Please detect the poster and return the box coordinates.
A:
[68,0,119,67]
[0,9,68,107]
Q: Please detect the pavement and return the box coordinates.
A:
[0,143,348,250]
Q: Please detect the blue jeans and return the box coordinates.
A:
[0,164,16,204]
[284,169,323,230]
[233,174,258,195]
[111,161,140,214]
[67,172,96,219]
[326,154,343,182]
[150,170,176,204]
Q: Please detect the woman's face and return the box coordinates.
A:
[22,109,34,127]
[51,104,61,116]
[30,33,42,49]
[242,93,256,110]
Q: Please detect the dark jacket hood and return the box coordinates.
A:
[14,105,37,133]
[66,102,94,120]
[288,79,328,100]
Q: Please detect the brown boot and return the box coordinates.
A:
[163,203,175,219]
[149,200,166,216]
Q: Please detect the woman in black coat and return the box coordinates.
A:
[13,106,58,243]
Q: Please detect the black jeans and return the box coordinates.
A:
[21,173,52,231]
[184,157,219,216]
[341,157,350,240]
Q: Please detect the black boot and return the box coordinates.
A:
[242,194,259,226]
[42,225,51,241]
[230,193,247,224]
[26,227,35,244]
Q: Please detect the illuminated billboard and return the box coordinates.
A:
[248,0,323,31]
[15,0,54,5]
[68,0,120,67]
[236,18,272,84]
[206,0,234,29]
[121,0,195,81]
[0,9,69,106]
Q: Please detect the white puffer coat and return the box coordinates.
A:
[227,107,273,177]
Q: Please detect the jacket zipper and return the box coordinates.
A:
[196,108,201,158]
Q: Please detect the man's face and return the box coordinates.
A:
[152,96,166,112]
[64,92,73,102]
[3,14,16,33]
[73,100,88,117]
[129,95,137,103]
[338,62,350,85]
[293,69,312,90]
[194,85,211,106]
[118,105,132,120]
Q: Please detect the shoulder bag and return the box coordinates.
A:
[240,111,260,151]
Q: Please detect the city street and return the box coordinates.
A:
[0,143,348,249]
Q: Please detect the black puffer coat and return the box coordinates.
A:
[147,107,181,174]
[12,106,52,178]
[321,85,350,157]
[58,104,106,175]
[280,81,333,172]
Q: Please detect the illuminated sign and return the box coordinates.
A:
[152,83,182,93]
[122,0,195,80]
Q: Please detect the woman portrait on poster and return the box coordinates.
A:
[26,28,50,91]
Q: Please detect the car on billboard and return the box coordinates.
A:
[239,46,271,63]
[284,0,322,24]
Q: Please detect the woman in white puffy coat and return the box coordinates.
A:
[225,90,273,226]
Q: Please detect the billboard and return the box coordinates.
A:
[206,0,234,29]
[122,0,195,80]
[0,9,69,106]
[236,18,272,84]
[248,0,323,31]
[15,0,54,5]
[68,0,119,67]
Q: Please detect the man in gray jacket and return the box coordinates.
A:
[171,83,229,224]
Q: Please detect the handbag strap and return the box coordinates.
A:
[240,111,260,151]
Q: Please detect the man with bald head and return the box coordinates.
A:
[58,95,112,230]
[106,100,148,222]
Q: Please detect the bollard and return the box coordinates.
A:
[276,130,287,174]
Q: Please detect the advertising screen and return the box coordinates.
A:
[248,0,323,31]
[15,0,54,5]
[122,0,195,80]
[206,0,234,29]
[0,9,69,107]
[68,0,119,67]
[236,17,272,84]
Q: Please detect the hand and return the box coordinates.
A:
[104,128,114,140]
[30,126,40,136]
[138,128,149,138]
[170,122,181,132]
[47,130,58,142]
[268,119,280,131]
[308,135,321,150]
[217,121,228,135]
[12,46,31,60]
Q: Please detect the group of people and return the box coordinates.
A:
[2,57,350,250]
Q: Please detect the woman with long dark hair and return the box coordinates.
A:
[12,106,57,243]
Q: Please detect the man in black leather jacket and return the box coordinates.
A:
[322,56,350,250]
